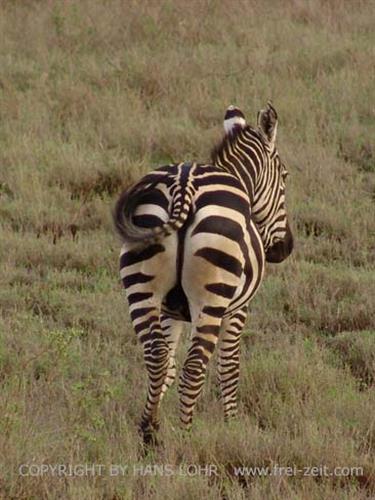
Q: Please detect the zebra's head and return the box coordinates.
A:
[223,103,293,263]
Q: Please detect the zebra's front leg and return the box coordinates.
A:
[178,313,222,430]
[217,306,247,421]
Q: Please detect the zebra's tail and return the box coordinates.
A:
[113,165,195,247]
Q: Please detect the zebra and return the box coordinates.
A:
[113,103,293,444]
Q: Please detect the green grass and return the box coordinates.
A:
[1,1,375,498]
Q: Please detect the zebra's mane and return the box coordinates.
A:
[210,125,261,164]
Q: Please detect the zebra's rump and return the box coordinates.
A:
[118,162,265,322]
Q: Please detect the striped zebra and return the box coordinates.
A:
[114,103,293,444]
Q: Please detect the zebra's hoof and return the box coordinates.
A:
[143,430,159,447]
[138,422,161,450]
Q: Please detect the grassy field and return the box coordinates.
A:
[1,0,375,498]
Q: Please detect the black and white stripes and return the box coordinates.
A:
[113,103,293,443]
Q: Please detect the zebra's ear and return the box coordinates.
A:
[224,105,246,135]
[257,102,278,146]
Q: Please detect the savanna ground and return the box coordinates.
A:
[1,1,375,498]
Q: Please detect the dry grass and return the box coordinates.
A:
[1,0,375,498]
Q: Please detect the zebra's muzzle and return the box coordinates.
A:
[265,224,294,263]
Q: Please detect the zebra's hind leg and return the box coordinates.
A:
[217,306,247,421]
[159,315,183,403]
[137,311,170,445]
[178,311,223,430]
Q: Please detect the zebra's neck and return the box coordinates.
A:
[211,127,266,206]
